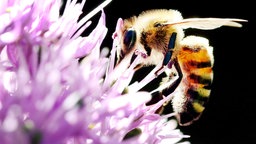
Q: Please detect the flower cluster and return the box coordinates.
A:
[0,0,189,144]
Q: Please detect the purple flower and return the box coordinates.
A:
[0,0,189,144]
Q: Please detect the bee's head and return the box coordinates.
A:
[113,9,184,70]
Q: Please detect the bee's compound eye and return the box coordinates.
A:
[123,28,136,50]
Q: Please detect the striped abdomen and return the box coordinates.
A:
[172,36,214,126]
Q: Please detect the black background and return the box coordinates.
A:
[81,0,254,143]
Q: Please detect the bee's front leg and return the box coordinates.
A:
[155,32,177,76]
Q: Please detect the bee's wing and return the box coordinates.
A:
[165,18,247,30]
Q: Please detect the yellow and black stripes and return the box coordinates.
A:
[173,36,214,126]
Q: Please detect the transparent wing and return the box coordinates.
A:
[164,18,247,30]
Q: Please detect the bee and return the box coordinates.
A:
[112,9,247,126]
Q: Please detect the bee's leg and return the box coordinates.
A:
[161,59,183,96]
[155,59,183,115]
[150,59,183,114]
[163,32,177,66]
[155,32,177,76]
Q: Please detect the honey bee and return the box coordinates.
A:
[112,9,247,126]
